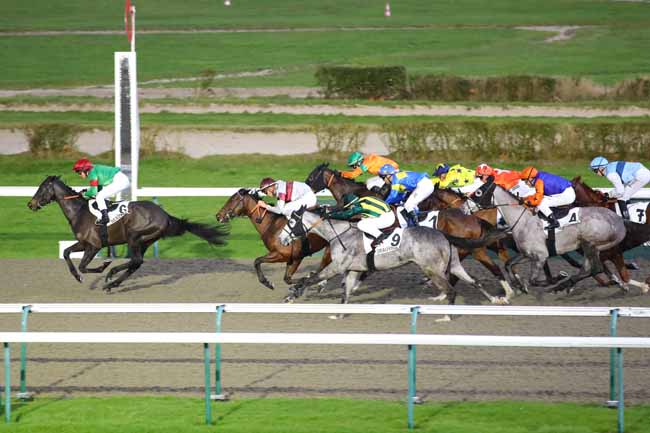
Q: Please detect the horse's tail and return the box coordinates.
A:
[164,215,229,246]
[442,227,509,250]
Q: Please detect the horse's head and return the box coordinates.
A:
[279,206,311,246]
[571,176,607,205]
[433,187,467,209]
[216,188,257,222]
[28,175,66,211]
[470,176,498,208]
[305,163,331,193]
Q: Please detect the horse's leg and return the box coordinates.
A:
[255,251,286,290]
[505,254,530,293]
[426,274,455,322]
[313,247,333,294]
[331,271,363,320]
[447,246,500,305]
[78,246,111,274]
[63,241,86,283]
[103,243,145,292]
[471,247,513,302]
[285,261,342,303]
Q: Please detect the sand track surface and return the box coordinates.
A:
[1,256,649,402]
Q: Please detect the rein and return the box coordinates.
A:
[63,194,81,200]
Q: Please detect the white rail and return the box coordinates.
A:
[2,332,650,348]
[1,303,650,317]
[4,186,650,199]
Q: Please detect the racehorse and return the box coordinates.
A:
[571,176,650,293]
[305,163,385,207]
[279,208,506,312]
[473,178,627,293]
[216,188,331,290]
[28,176,229,291]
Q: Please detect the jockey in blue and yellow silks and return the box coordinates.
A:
[378,164,434,225]
[521,166,576,229]
[590,156,650,220]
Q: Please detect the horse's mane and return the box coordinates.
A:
[310,163,365,188]
[49,175,77,195]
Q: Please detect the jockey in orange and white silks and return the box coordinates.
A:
[521,166,576,229]
[258,177,318,217]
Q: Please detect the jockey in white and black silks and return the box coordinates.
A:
[257,177,318,217]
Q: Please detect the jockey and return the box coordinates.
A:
[433,163,481,194]
[328,193,395,248]
[258,177,318,217]
[520,166,576,230]
[340,151,400,191]
[378,164,434,225]
[475,163,523,191]
[73,158,130,225]
[590,156,650,220]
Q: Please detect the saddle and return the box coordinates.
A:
[549,205,573,220]
[90,200,121,212]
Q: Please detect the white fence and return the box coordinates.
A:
[1,303,649,432]
[5,186,650,199]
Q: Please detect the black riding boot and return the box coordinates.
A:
[400,209,414,227]
[408,210,419,226]
[98,209,109,225]
[370,232,389,249]
[541,212,559,229]
[618,200,630,220]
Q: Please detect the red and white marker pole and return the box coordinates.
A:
[384,2,391,17]
[125,0,136,52]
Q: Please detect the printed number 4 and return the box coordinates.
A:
[390,233,401,247]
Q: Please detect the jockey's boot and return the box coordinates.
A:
[541,212,559,230]
[97,209,109,225]
[400,209,414,227]
[408,210,419,226]
[371,232,389,249]
[618,200,630,220]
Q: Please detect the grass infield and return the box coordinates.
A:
[0,397,648,433]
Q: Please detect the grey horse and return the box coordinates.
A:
[278,207,506,315]
[474,180,627,292]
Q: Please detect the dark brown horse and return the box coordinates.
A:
[572,176,650,293]
[216,188,331,291]
[305,163,385,206]
[28,176,229,291]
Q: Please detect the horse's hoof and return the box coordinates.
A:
[283,296,295,304]
[261,280,275,290]
[328,314,346,320]
[493,297,509,305]
[428,293,447,302]
[74,274,83,283]
[316,280,328,294]
[435,315,452,323]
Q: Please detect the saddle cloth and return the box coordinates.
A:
[617,201,648,224]
[363,228,404,255]
[395,206,440,229]
[88,199,131,226]
[542,207,580,231]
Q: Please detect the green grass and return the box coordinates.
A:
[3,111,650,130]
[3,0,650,31]
[3,26,650,88]
[0,154,632,259]
[1,397,649,433]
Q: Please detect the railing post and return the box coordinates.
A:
[18,305,32,400]
[608,308,619,407]
[153,197,159,258]
[4,343,10,423]
[212,305,228,401]
[203,343,212,425]
[407,306,420,430]
[617,347,624,433]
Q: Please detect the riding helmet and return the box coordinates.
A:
[520,166,538,180]
[590,156,609,171]
[73,158,93,173]
[259,177,277,190]
[378,164,397,177]
[347,151,364,167]
[475,163,494,177]
[433,163,450,177]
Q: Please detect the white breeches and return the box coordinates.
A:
[509,180,536,199]
[357,211,396,238]
[281,192,318,217]
[365,176,384,191]
[623,167,650,201]
[403,178,435,212]
[95,172,130,211]
[537,187,576,216]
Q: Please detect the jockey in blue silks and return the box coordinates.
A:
[590,156,650,220]
[378,164,434,226]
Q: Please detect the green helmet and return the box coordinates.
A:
[347,152,364,167]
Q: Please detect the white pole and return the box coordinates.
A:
[130,6,136,53]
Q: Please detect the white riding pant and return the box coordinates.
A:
[357,211,396,238]
[509,180,536,198]
[365,176,384,191]
[537,187,576,217]
[281,191,318,217]
[95,172,130,211]
[403,178,435,212]
[623,167,650,201]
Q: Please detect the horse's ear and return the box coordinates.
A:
[297,206,306,215]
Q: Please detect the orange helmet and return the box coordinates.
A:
[520,166,538,180]
[475,163,494,177]
[72,158,93,173]
[259,177,277,190]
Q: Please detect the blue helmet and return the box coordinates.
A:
[433,163,450,177]
[378,164,397,177]
[590,156,609,171]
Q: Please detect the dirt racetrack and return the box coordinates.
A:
[0,256,649,404]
